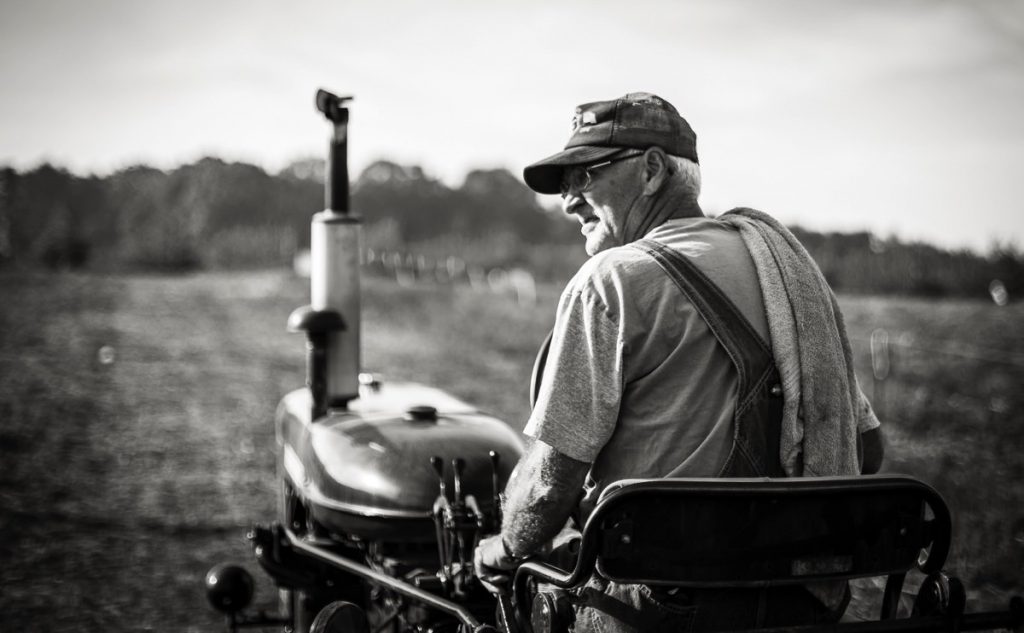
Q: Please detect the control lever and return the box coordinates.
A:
[489,451,502,530]
[452,458,466,503]
[429,454,494,595]
[451,458,471,571]
[431,456,447,502]
[430,456,450,575]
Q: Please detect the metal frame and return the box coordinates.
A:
[235,477,1022,633]
[281,527,498,633]
[509,476,1022,633]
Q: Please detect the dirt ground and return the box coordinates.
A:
[0,270,551,632]
[1,272,284,631]
[1,270,1021,631]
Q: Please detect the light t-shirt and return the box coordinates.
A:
[524,217,771,517]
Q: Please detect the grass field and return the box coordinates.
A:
[0,269,1021,631]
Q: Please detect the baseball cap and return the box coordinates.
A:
[523,92,698,195]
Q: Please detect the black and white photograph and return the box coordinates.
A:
[1,1,1022,631]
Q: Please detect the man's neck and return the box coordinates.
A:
[630,177,704,242]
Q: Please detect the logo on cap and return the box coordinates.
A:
[570,109,597,134]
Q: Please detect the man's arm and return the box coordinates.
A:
[502,438,590,556]
[474,438,589,575]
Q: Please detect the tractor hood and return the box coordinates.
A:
[276,381,524,538]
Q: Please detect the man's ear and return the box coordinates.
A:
[641,147,671,196]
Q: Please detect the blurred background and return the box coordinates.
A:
[1,1,1022,631]
[2,0,1024,276]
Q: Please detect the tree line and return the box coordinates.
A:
[0,158,1020,300]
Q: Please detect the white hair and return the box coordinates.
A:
[668,155,701,199]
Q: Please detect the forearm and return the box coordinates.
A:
[501,438,590,558]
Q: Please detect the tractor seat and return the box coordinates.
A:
[509,475,1022,633]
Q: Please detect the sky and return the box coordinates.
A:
[1,0,1022,253]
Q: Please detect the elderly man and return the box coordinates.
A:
[475,92,883,631]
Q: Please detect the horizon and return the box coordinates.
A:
[4,152,1015,257]
[2,0,1022,253]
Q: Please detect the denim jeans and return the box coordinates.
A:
[571,578,844,632]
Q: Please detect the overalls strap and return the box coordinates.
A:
[633,238,785,478]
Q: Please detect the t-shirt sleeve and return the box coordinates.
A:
[523,278,624,464]
[854,379,882,433]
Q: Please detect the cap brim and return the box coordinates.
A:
[523,145,624,195]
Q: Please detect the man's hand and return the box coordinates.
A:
[474,438,590,595]
[474,534,519,595]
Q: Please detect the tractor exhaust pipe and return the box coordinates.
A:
[289,90,361,416]
[311,90,360,409]
[316,89,352,214]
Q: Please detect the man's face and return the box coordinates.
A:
[561,155,645,256]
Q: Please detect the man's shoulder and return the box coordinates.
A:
[582,242,662,277]
[566,243,667,298]
[561,241,671,315]
[646,218,757,277]
[646,216,742,251]
[576,218,748,281]
[648,216,770,341]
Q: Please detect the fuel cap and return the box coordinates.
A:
[405,405,438,422]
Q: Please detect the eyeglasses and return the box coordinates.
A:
[560,150,645,199]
